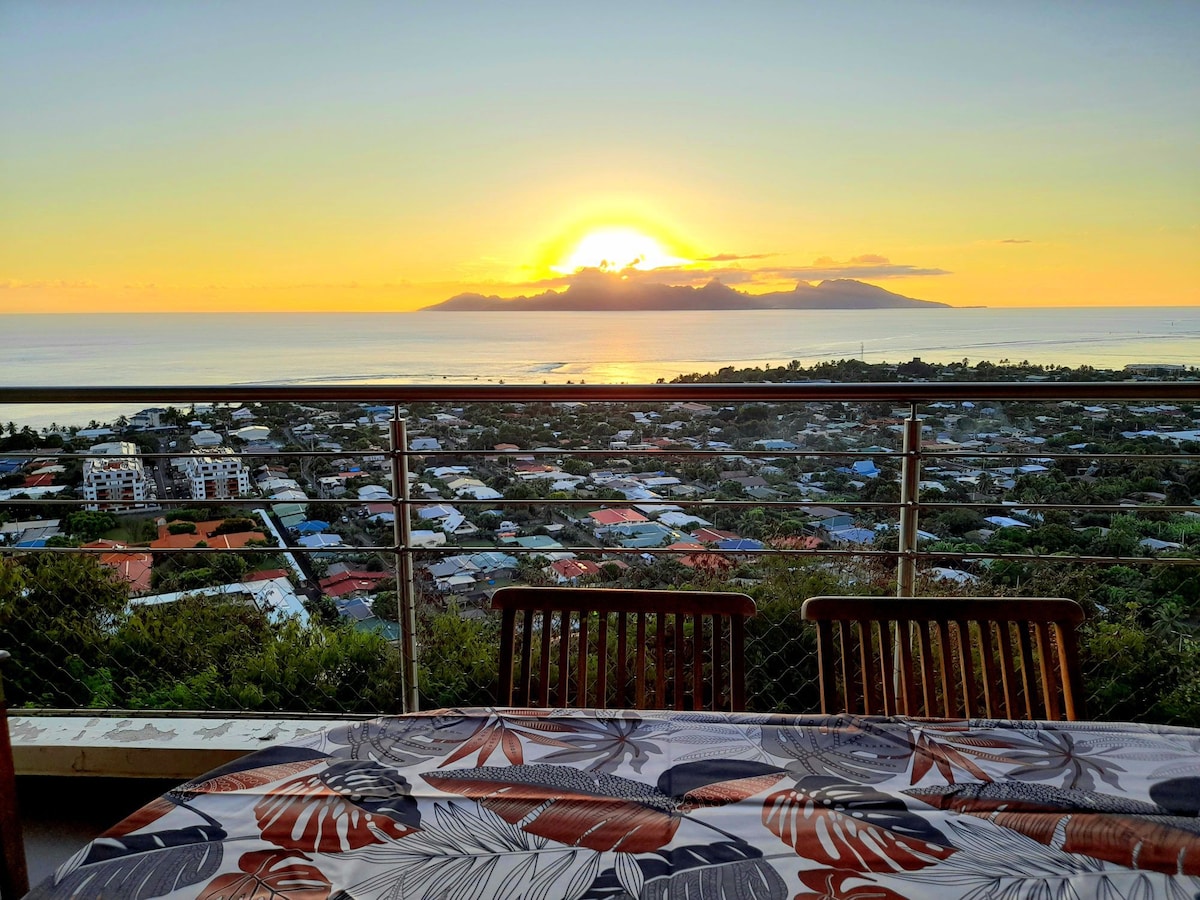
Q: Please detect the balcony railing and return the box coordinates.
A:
[1,381,1198,725]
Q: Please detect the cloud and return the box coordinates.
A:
[998,238,1033,244]
[492,253,949,295]
[698,252,777,262]
[763,255,951,281]
[0,279,98,290]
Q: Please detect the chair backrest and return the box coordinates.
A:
[492,587,756,711]
[0,650,29,899]
[800,596,1087,720]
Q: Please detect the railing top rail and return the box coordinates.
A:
[1,381,1198,405]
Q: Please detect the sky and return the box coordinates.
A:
[2,1,1197,313]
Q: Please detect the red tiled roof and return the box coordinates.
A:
[691,527,739,544]
[151,518,268,550]
[319,570,393,597]
[83,541,153,593]
[588,508,648,527]
[549,559,602,580]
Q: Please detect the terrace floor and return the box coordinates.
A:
[18,776,179,888]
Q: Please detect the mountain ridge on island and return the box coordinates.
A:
[421,275,951,311]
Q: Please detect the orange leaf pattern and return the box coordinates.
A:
[25,710,1200,900]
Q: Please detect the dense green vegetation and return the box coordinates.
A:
[0,553,401,713]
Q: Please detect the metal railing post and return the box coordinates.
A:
[390,415,420,713]
[897,404,922,598]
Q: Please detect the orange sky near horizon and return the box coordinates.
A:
[2,3,1197,314]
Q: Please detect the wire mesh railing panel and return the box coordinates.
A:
[1,383,1198,726]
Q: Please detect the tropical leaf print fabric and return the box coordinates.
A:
[27,709,1200,900]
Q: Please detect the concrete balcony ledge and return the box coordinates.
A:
[10,711,367,779]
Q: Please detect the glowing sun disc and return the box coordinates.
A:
[555,227,687,273]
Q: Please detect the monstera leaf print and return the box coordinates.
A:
[439,709,581,768]
[890,814,1200,900]
[173,746,331,797]
[762,776,956,873]
[794,869,911,900]
[255,759,421,853]
[908,730,1028,785]
[178,757,329,798]
[100,749,332,838]
[534,712,671,774]
[26,823,226,900]
[629,841,788,900]
[759,716,915,785]
[323,710,495,768]
[425,760,786,853]
[198,850,331,900]
[347,801,606,900]
[908,780,1200,875]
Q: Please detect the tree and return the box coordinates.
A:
[0,554,130,706]
[305,501,343,523]
[65,510,118,541]
[418,605,499,708]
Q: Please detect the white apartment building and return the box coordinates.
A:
[185,448,252,500]
[83,441,151,512]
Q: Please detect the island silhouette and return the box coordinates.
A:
[423,274,950,311]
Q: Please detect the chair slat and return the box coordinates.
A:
[916,621,937,717]
[497,608,517,706]
[801,597,1085,723]
[955,620,980,717]
[996,621,1020,720]
[635,613,647,708]
[712,614,726,711]
[1015,622,1040,718]
[596,614,609,709]
[1036,620,1062,720]
[691,614,703,710]
[838,622,859,713]
[538,610,552,707]
[977,620,1003,718]
[616,614,629,708]
[517,609,535,704]
[673,613,685,710]
[655,612,666,706]
[879,620,898,716]
[815,620,836,714]
[556,610,570,705]
[896,620,917,716]
[935,620,959,716]
[576,613,591,707]
[858,620,879,716]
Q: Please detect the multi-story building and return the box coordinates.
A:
[83,441,151,512]
[185,448,252,500]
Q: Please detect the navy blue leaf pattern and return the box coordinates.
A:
[26,709,1200,899]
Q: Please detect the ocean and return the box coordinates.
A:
[1,307,1197,429]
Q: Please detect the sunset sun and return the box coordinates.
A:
[555,227,688,274]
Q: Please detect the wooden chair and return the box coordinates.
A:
[492,587,756,711]
[0,651,29,899]
[800,596,1087,720]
